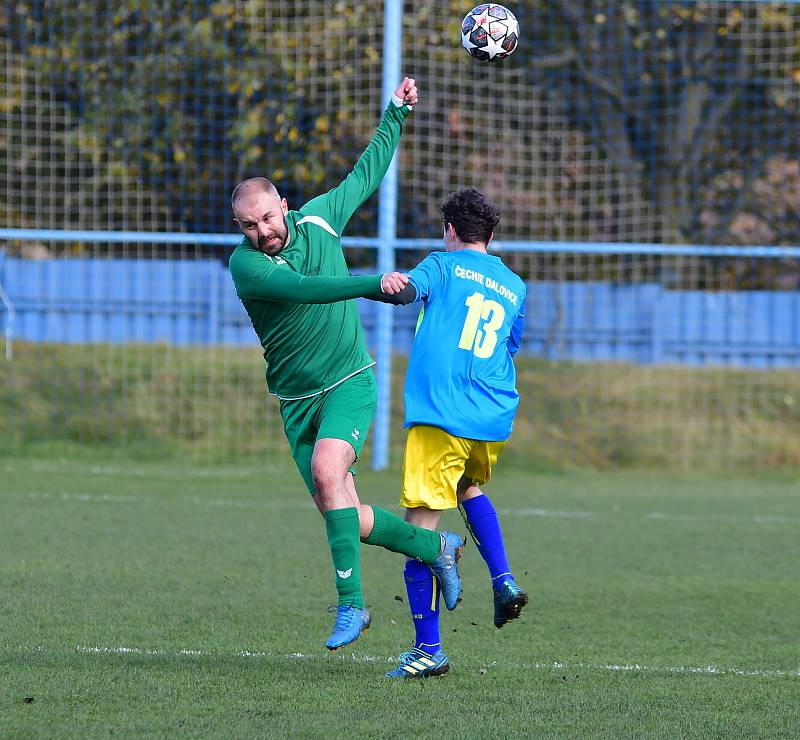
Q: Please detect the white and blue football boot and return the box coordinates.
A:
[385,647,450,679]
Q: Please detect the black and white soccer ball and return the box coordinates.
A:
[461,4,519,63]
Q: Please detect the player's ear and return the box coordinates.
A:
[280,197,288,215]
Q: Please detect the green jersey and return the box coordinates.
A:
[229,101,411,400]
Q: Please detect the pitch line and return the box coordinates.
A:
[498,507,593,519]
[499,506,800,525]
[18,491,314,510]
[522,661,800,678]
[12,490,800,525]
[0,461,270,479]
[6,645,797,679]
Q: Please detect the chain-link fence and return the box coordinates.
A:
[2,1,799,469]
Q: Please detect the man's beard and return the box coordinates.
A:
[258,235,285,255]
[257,220,287,255]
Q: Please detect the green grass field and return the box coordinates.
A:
[1,457,799,738]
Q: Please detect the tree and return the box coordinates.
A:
[3,0,384,240]
[523,0,800,245]
[3,0,799,260]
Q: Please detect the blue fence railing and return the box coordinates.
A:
[3,254,800,368]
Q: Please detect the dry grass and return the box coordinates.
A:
[3,343,800,470]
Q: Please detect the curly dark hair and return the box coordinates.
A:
[440,188,500,245]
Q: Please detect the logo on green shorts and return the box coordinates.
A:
[351,427,360,442]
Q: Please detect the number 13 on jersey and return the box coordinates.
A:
[458,292,506,358]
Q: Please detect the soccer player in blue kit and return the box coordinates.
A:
[376,188,529,678]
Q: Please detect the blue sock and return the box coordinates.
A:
[461,494,513,586]
[404,559,441,654]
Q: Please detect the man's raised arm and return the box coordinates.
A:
[300,77,419,236]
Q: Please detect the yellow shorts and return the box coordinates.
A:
[400,425,506,510]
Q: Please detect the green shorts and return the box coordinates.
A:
[279,369,377,494]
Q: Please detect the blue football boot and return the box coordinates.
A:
[385,647,450,679]
[325,605,371,650]
[493,578,528,628]
[429,532,464,611]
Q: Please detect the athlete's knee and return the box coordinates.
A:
[311,446,350,495]
[457,475,482,503]
[311,462,344,498]
[311,440,359,513]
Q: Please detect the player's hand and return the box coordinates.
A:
[381,271,409,294]
[394,77,418,107]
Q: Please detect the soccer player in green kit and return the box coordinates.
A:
[229,77,464,651]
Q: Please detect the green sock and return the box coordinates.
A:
[324,507,364,609]
[363,506,441,563]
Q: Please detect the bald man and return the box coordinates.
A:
[229,77,463,652]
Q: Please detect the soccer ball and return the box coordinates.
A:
[461,4,519,63]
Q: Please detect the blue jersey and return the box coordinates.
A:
[404,249,526,441]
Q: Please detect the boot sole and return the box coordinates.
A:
[494,591,529,629]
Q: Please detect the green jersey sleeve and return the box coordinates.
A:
[230,247,382,303]
[301,103,411,236]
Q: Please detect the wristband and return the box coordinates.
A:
[391,93,413,109]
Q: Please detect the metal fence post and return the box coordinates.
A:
[0,253,14,361]
[373,0,402,471]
